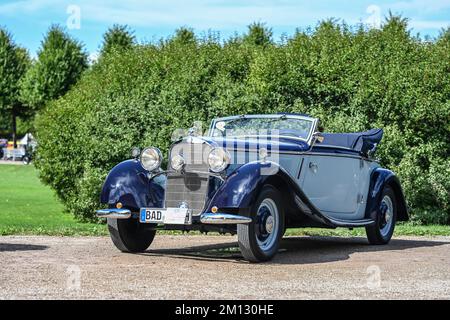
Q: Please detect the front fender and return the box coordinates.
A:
[365,168,409,221]
[206,161,274,211]
[100,160,165,212]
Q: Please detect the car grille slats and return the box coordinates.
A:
[165,142,211,215]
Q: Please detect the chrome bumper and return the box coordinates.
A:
[200,213,252,224]
[96,208,132,219]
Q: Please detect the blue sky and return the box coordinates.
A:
[1,0,449,58]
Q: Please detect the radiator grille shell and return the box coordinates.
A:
[164,141,212,215]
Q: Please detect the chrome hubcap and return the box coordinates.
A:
[265,216,274,234]
[256,198,279,251]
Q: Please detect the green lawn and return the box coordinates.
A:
[0,164,107,236]
[0,164,449,237]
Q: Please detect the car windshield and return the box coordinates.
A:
[210,115,315,140]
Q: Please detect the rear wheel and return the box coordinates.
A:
[107,218,156,253]
[365,186,397,245]
[237,185,285,262]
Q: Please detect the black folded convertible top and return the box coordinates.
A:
[319,129,383,155]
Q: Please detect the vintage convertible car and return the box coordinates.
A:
[96,114,408,262]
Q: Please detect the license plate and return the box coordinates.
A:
[139,208,191,225]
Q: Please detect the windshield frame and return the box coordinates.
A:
[208,114,319,145]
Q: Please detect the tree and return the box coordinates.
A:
[20,25,88,110]
[243,22,273,47]
[100,24,135,56]
[0,28,30,147]
[172,27,196,44]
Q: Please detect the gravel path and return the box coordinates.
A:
[1,235,449,299]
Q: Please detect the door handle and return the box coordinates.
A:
[309,161,318,173]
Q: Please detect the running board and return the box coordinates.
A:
[293,195,376,228]
[325,216,375,228]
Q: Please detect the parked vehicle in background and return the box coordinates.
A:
[97,113,409,262]
[0,139,7,159]
[0,134,36,164]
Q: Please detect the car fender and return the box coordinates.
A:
[365,168,409,221]
[100,160,165,212]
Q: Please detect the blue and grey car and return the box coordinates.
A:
[97,114,408,262]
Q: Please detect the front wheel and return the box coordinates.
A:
[365,186,397,245]
[237,185,285,262]
[107,218,156,253]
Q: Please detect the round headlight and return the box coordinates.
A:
[140,147,162,172]
[208,147,230,173]
[171,154,185,171]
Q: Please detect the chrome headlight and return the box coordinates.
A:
[170,154,185,171]
[208,147,230,173]
[140,147,162,172]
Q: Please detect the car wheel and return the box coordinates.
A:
[237,185,285,262]
[22,157,30,165]
[107,217,156,253]
[365,186,397,245]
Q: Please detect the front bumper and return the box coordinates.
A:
[96,208,251,225]
[200,213,251,224]
[96,208,131,219]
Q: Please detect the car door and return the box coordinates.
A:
[300,154,362,215]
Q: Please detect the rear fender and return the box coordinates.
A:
[365,168,409,221]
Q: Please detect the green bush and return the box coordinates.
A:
[35,19,450,223]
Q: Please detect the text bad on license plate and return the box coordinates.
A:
[139,208,191,225]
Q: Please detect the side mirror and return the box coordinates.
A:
[313,132,325,144]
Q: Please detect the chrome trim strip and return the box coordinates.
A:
[149,169,225,181]
[200,213,252,224]
[96,208,131,219]
[228,148,373,161]
[303,152,375,162]
[223,134,309,143]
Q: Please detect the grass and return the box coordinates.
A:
[0,164,449,237]
[0,164,107,236]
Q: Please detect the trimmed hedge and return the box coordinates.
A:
[35,19,450,223]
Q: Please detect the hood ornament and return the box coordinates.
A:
[179,201,189,209]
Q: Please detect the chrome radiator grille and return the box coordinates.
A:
[165,141,212,215]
